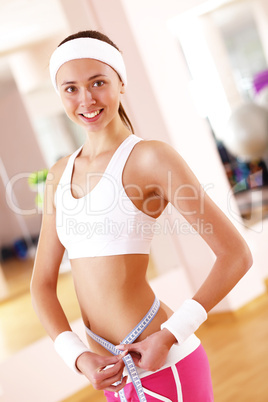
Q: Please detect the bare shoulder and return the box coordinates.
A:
[130,138,183,175]
[122,138,185,194]
[46,154,70,186]
[43,153,72,210]
[133,138,179,162]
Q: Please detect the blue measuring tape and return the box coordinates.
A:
[85,296,160,401]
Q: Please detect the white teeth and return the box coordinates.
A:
[83,110,101,118]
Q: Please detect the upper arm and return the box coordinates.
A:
[142,140,249,258]
[31,161,67,290]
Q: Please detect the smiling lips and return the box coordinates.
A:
[81,109,103,119]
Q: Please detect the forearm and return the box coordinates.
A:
[31,282,71,341]
[160,244,252,346]
[193,246,252,312]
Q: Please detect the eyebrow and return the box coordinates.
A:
[61,74,107,87]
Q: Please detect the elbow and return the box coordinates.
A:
[221,237,253,277]
[237,240,253,275]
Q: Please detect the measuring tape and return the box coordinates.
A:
[85,296,160,401]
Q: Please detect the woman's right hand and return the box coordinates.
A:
[76,351,128,392]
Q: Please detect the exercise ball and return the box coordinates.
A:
[253,69,268,109]
[224,102,268,161]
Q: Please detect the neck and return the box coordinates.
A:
[82,117,131,157]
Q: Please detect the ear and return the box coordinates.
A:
[120,82,125,94]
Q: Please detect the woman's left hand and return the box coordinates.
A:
[116,329,176,372]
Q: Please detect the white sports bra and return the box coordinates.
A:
[54,135,156,259]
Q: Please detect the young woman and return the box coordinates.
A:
[31,30,252,401]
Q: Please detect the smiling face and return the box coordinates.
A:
[56,58,125,133]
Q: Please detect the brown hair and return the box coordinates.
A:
[58,30,134,134]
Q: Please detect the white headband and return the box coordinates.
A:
[49,37,127,93]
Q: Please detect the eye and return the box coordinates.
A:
[65,86,77,93]
[92,80,105,88]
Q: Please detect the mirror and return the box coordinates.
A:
[169,0,268,225]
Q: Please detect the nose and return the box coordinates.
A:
[79,88,96,106]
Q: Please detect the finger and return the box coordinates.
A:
[128,351,142,366]
[94,368,127,391]
[97,358,125,379]
[97,351,127,372]
[91,361,126,391]
[100,372,126,390]
[103,353,127,365]
[104,375,128,393]
[116,343,140,353]
[115,344,126,351]
[118,350,128,359]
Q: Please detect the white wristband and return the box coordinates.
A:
[161,299,207,344]
[54,331,90,374]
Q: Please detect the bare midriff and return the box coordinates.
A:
[70,253,173,356]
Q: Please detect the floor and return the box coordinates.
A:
[0,257,268,402]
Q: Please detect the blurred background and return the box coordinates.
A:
[0,0,268,401]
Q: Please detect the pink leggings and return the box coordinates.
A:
[104,344,213,401]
